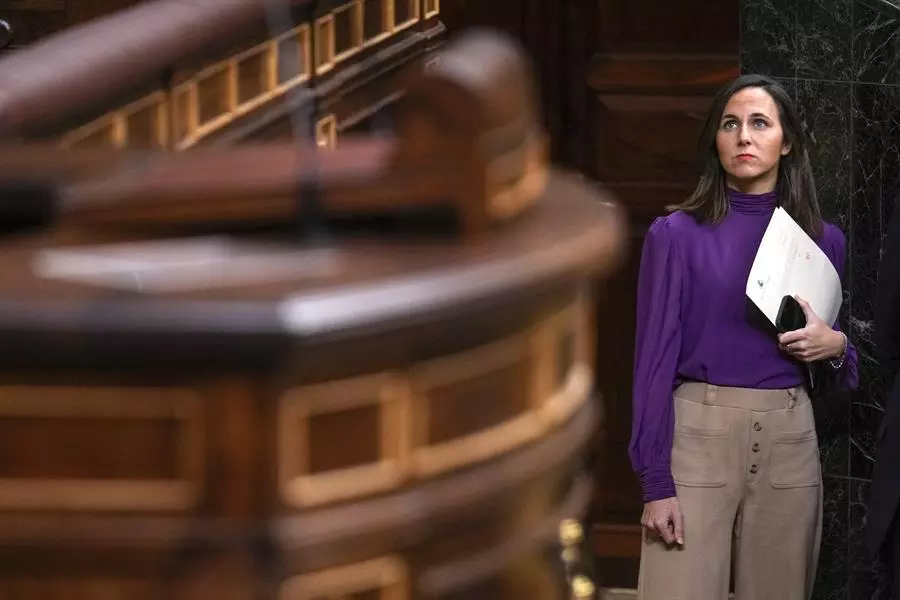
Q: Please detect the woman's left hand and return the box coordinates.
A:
[778,295,846,362]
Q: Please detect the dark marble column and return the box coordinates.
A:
[742,0,900,598]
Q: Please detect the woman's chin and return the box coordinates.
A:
[726,165,774,182]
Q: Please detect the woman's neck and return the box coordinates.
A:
[726,171,777,195]
[726,187,777,216]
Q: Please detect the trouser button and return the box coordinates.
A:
[754,422,762,431]
[750,464,759,474]
[752,442,760,452]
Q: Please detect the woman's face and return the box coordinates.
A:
[715,86,791,194]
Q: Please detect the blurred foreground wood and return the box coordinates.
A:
[0,1,628,598]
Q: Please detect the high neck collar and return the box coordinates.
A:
[727,187,778,215]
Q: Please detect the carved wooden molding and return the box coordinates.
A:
[534,295,594,427]
[412,297,593,478]
[410,332,540,477]
[314,14,336,74]
[0,386,203,511]
[279,555,408,600]
[277,295,594,508]
[275,25,313,88]
[278,373,413,508]
[315,114,338,150]
[363,0,390,43]
[424,0,440,19]
[61,23,314,151]
[393,0,421,31]
[61,91,170,150]
[333,0,365,63]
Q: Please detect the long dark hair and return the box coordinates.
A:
[670,74,822,238]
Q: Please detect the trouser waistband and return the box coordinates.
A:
[676,381,808,411]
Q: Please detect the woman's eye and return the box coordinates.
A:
[753,118,768,128]
[722,121,737,130]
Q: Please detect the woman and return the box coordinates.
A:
[629,73,858,600]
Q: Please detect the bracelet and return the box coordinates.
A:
[828,332,848,370]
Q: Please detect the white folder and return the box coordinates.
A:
[745,207,843,328]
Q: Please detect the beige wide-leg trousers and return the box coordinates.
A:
[638,382,823,600]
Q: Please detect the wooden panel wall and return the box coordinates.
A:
[440,0,595,172]
[443,0,740,587]
[586,5,738,573]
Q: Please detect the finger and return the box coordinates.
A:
[672,507,685,546]
[781,341,804,356]
[791,346,812,360]
[800,345,823,361]
[779,331,804,344]
[655,518,675,544]
[794,295,818,323]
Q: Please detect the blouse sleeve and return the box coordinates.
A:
[628,217,682,503]
[823,226,859,391]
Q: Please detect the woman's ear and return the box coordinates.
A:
[781,142,792,156]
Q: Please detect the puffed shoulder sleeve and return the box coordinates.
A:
[822,225,858,391]
[628,216,682,502]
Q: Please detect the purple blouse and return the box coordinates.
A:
[628,188,859,503]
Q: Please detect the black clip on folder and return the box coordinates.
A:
[776,294,815,390]
[776,294,806,333]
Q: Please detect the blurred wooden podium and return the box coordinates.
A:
[0,1,627,598]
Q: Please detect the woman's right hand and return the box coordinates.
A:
[641,497,684,546]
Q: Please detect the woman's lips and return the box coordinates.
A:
[736,154,755,161]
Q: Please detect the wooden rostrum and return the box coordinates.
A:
[0,2,628,598]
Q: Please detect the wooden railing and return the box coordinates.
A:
[0,0,441,150]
